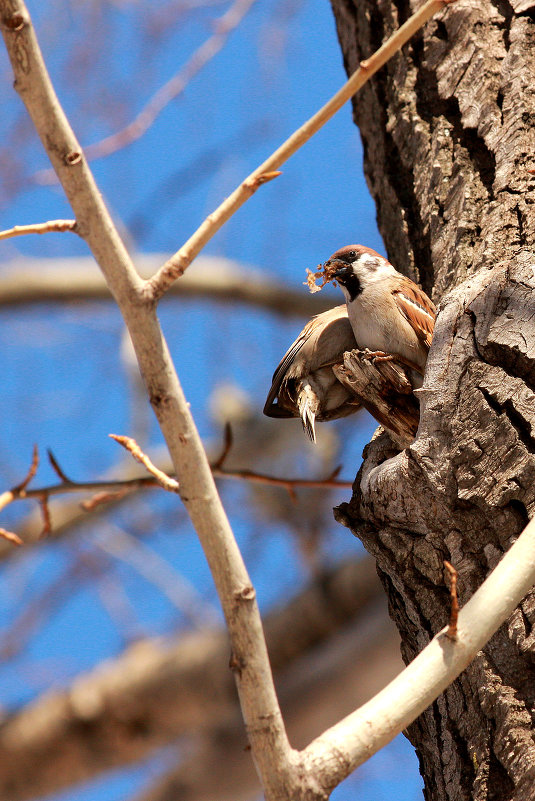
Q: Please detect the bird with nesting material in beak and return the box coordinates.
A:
[323,244,436,388]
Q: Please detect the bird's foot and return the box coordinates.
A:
[361,350,393,364]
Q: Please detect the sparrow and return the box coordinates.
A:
[263,305,361,442]
[323,245,436,387]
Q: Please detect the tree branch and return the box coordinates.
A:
[0,255,333,317]
[0,4,293,794]
[109,434,180,493]
[0,441,353,548]
[0,219,77,240]
[301,515,535,795]
[145,0,457,300]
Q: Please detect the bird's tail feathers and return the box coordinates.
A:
[297,383,318,443]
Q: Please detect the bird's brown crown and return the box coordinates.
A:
[326,244,383,264]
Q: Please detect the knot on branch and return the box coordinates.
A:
[2,12,26,31]
[234,584,256,603]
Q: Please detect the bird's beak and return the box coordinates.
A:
[325,260,350,281]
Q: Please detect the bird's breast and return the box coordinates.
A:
[346,290,424,367]
[347,293,391,350]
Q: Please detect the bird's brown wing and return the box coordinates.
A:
[392,285,436,350]
[263,305,352,418]
[263,333,306,418]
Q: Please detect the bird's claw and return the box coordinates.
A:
[361,349,394,363]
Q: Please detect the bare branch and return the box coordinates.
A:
[0,445,177,563]
[0,445,353,542]
[0,7,293,792]
[109,434,180,493]
[146,0,457,300]
[213,465,353,494]
[0,465,351,512]
[0,219,77,240]
[1,476,158,509]
[302,515,535,795]
[0,255,333,317]
[0,528,22,546]
[0,472,157,544]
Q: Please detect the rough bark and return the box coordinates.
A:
[329,0,535,798]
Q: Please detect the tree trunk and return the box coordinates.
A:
[329,0,535,798]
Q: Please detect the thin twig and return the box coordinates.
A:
[0,219,77,240]
[0,445,40,515]
[16,444,39,491]
[213,466,353,494]
[109,434,180,493]
[443,560,459,641]
[38,495,52,539]
[47,448,73,483]
[0,528,23,546]
[146,0,456,300]
[212,422,234,469]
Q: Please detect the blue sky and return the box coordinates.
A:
[0,1,422,799]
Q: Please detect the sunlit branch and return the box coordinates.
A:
[302,515,535,794]
[0,443,353,546]
[0,219,77,240]
[0,255,332,317]
[146,0,457,300]
[109,434,180,493]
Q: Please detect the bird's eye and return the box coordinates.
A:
[348,250,356,259]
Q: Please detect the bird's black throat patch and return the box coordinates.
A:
[340,273,362,302]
